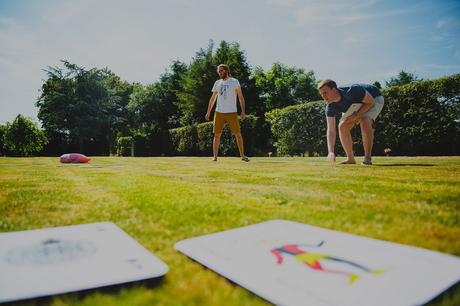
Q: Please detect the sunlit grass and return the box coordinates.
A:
[1,156,459,305]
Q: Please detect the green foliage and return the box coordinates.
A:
[3,115,48,157]
[34,46,458,158]
[266,102,327,156]
[129,61,187,133]
[170,115,261,156]
[170,125,198,156]
[253,62,320,111]
[267,74,460,157]
[0,124,5,156]
[373,81,382,90]
[116,136,133,156]
[36,61,132,155]
[385,70,421,87]
[176,40,255,125]
[375,74,460,156]
[132,134,150,157]
[196,122,214,156]
[157,60,188,128]
[103,72,135,154]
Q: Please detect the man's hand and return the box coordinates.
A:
[205,112,211,121]
[326,152,336,162]
[240,111,246,120]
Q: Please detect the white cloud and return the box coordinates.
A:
[426,63,460,70]
[0,1,205,124]
[267,0,297,7]
[294,1,418,27]
[294,1,379,26]
[436,18,453,29]
[343,33,362,44]
[454,50,460,61]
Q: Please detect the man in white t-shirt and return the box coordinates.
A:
[205,64,250,162]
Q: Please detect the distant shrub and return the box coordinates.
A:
[169,115,260,156]
[170,125,198,156]
[266,102,327,156]
[375,74,460,156]
[3,115,48,157]
[117,136,133,156]
[0,124,5,156]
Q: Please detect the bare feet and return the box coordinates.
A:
[212,158,217,162]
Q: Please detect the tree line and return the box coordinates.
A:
[1,40,453,157]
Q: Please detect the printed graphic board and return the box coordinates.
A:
[0,222,168,303]
[175,220,460,306]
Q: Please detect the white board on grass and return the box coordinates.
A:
[0,222,168,303]
[175,220,460,306]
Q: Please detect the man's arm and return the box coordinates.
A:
[342,90,375,124]
[205,91,218,121]
[236,87,246,120]
[326,116,336,161]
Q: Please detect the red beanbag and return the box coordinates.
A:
[60,153,91,163]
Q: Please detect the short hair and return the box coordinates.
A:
[317,79,337,90]
[217,64,230,74]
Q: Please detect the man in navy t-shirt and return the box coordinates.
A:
[317,79,384,165]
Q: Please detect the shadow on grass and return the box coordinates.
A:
[374,163,435,167]
[1,277,165,306]
[425,281,460,306]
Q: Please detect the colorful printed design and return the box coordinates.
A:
[219,84,229,99]
[271,241,383,284]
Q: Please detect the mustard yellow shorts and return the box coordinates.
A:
[213,112,241,134]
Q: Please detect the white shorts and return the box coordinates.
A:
[363,96,384,121]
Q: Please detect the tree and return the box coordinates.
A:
[373,81,382,89]
[253,62,320,111]
[385,70,421,87]
[3,115,48,156]
[213,41,261,117]
[128,84,164,133]
[0,124,6,156]
[36,61,130,155]
[176,40,257,125]
[176,41,218,125]
[157,60,188,128]
[103,72,135,153]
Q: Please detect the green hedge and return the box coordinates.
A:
[266,74,460,157]
[0,125,5,156]
[375,74,460,156]
[117,129,173,157]
[266,102,328,156]
[169,115,262,156]
[116,136,133,156]
[170,125,198,156]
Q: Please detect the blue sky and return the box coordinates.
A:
[0,0,459,124]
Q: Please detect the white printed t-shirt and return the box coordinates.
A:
[211,77,241,113]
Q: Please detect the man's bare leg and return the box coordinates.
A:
[233,132,246,159]
[360,117,374,164]
[338,120,356,164]
[213,133,222,161]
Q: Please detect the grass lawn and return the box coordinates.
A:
[1,156,459,306]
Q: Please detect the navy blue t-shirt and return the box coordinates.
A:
[325,84,381,117]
